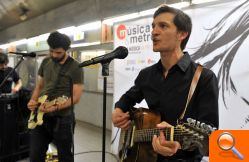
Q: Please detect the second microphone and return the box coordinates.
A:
[79,46,128,67]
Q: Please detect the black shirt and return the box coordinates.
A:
[0,67,20,93]
[115,52,219,161]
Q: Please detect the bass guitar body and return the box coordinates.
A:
[28,95,48,129]
[28,95,68,129]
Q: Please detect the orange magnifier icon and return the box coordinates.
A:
[217,132,244,160]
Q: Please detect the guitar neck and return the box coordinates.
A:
[134,127,185,143]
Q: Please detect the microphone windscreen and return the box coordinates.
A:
[116,46,128,59]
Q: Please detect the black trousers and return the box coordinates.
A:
[29,115,74,162]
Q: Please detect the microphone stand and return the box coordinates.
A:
[101,61,110,162]
[0,56,24,94]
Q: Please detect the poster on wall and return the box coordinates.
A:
[186,0,249,129]
[112,0,249,154]
[113,17,159,107]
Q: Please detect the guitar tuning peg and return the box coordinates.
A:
[200,123,209,131]
[200,123,206,127]
[207,125,214,132]
[198,135,204,140]
[199,123,214,133]
[187,118,196,126]
[185,128,190,132]
[212,127,217,131]
[187,118,192,123]
[196,121,201,128]
[189,130,195,134]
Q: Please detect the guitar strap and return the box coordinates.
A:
[57,56,74,111]
[54,56,73,88]
[178,64,203,123]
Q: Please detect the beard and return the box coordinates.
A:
[51,53,66,63]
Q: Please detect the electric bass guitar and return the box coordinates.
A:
[28,95,68,129]
[118,108,216,162]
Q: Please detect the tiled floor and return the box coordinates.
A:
[17,121,118,162]
[73,121,118,162]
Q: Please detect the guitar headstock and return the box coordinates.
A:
[176,118,217,156]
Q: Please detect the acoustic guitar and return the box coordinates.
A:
[28,95,68,129]
[118,108,216,162]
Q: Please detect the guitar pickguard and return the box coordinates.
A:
[28,95,68,129]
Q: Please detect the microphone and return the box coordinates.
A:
[79,46,128,67]
[9,51,36,57]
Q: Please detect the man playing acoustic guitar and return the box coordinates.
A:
[27,31,83,162]
[112,5,219,162]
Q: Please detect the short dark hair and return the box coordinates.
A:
[0,54,9,64]
[153,5,192,50]
[47,31,71,51]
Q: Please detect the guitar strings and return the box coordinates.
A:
[135,129,209,134]
[134,135,206,142]
[120,127,208,144]
[133,129,207,142]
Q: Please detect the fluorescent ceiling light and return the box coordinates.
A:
[11,39,27,46]
[103,2,190,25]
[139,8,157,16]
[27,33,50,43]
[58,26,76,35]
[71,41,101,48]
[0,43,9,49]
[103,13,139,25]
[169,2,190,9]
[77,21,101,31]
[39,33,50,41]
[27,36,38,43]
[191,0,218,4]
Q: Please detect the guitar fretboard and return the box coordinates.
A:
[133,127,190,142]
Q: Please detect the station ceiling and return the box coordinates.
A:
[0,0,76,31]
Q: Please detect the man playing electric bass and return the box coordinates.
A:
[27,31,83,162]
